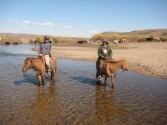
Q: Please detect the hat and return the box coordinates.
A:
[102,39,109,44]
[43,35,50,40]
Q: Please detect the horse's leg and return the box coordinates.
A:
[50,71,53,80]
[55,66,57,79]
[111,74,115,88]
[104,75,107,86]
[41,73,45,85]
[51,71,55,81]
[36,74,41,86]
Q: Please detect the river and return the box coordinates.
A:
[0,44,167,125]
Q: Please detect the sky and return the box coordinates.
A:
[0,0,167,38]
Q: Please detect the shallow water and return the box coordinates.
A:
[0,44,167,125]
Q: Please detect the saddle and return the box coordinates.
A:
[40,55,46,64]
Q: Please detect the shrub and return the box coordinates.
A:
[160,37,167,42]
[162,32,167,36]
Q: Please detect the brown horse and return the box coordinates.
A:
[22,57,57,86]
[100,59,130,88]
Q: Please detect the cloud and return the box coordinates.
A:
[23,20,31,24]
[14,19,18,21]
[20,24,25,27]
[7,19,12,22]
[23,28,28,30]
[34,22,55,27]
[63,26,73,29]
[7,19,18,23]
[89,30,99,34]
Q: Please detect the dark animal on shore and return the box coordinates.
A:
[146,38,153,42]
[6,42,10,45]
[99,59,130,88]
[77,40,89,44]
[22,56,57,86]
[138,38,145,42]
[13,42,19,45]
[77,41,84,44]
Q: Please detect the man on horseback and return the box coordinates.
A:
[96,39,112,81]
[38,35,51,75]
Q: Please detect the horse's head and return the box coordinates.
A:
[22,57,33,73]
[122,59,130,71]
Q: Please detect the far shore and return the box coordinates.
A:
[32,42,167,80]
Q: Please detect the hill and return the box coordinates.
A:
[101,29,167,37]
[1,29,167,38]
[1,29,167,44]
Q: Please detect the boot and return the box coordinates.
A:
[97,68,103,81]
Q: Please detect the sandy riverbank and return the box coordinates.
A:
[33,42,167,79]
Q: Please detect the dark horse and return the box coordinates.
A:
[22,57,57,86]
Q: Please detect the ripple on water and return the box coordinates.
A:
[0,45,167,125]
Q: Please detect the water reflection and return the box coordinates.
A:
[22,82,58,125]
[94,86,126,124]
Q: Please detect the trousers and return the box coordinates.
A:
[44,55,50,71]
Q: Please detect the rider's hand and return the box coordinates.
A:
[39,54,43,56]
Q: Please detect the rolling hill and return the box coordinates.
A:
[100,29,167,37]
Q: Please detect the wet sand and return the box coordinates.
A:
[40,42,167,80]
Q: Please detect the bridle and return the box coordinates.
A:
[115,62,127,76]
[27,58,37,71]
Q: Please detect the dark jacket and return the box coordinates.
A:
[97,45,112,60]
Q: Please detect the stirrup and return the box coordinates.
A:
[98,76,102,81]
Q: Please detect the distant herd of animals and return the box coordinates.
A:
[4,41,52,45]
[3,37,161,46]
[137,37,161,42]
[5,42,19,45]
[77,37,162,46]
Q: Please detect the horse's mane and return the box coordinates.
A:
[107,58,126,63]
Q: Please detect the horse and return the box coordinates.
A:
[22,56,57,86]
[97,59,130,88]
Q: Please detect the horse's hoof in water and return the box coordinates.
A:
[96,79,101,85]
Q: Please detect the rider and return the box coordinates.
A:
[96,39,112,80]
[38,35,51,75]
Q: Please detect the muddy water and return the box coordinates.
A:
[0,44,167,125]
